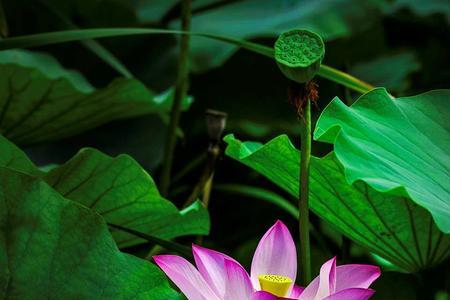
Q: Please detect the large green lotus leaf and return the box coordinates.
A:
[0,133,37,175]
[44,148,210,247]
[0,167,181,299]
[314,88,450,233]
[0,134,209,248]
[224,134,450,272]
[170,0,385,72]
[0,50,191,145]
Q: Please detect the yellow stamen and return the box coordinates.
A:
[258,274,293,297]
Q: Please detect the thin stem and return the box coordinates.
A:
[318,65,373,94]
[201,145,220,207]
[0,28,374,93]
[202,172,214,207]
[160,0,192,196]
[299,97,312,285]
[196,171,214,245]
[183,145,220,208]
[108,223,193,259]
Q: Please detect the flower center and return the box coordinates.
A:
[258,274,293,297]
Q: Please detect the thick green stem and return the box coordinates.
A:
[160,0,192,196]
[299,97,312,285]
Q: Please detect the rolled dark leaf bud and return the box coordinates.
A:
[205,109,227,143]
[275,29,325,83]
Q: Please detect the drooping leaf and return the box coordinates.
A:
[349,52,420,93]
[0,167,182,299]
[224,134,450,272]
[170,0,386,72]
[315,88,450,233]
[0,134,209,248]
[0,49,191,145]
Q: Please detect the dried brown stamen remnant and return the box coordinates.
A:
[288,80,319,118]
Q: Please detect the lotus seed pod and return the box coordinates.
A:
[274,29,325,83]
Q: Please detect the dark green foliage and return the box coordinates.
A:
[0,134,210,247]
[0,0,449,298]
[224,134,450,272]
[0,50,191,145]
[0,168,182,299]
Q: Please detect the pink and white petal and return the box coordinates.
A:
[153,255,220,300]
[251,220,297,289]
[223,259,254,300]
[323,288,375,300]
[251,291,278,300]
[314,257,337,299]
[335,265,381,291]
[290,285,305,298]
[192,244,238,297]
[298,277,319,300]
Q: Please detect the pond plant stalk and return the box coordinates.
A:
[160,0,192,196]
[274,29,325,286]
[197,110,227,244]
[194,144,219,245]
[183,110,227,228]
[289,81,317,286]
[339,68,352,264]
[299,91,312,286]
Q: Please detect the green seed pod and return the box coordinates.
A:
[274,29,325,83]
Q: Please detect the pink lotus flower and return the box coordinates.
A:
[154,220,380,300]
